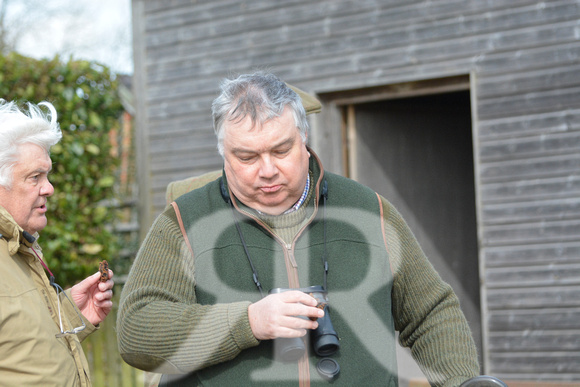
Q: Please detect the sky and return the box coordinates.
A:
[3,0,133,75]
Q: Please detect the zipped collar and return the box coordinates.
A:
[0,205,38,255]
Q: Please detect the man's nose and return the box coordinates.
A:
[259,155,278,178]
[41,181,54,197]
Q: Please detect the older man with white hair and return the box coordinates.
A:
[0,99,114,387]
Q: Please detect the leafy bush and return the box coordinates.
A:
[0,52,124,286]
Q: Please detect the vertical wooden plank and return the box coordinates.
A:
[346,104,357,181]
[132,0,154,237]
[106,313,121,387]
[82,282,143,387]
[340,106,349,179]
[90,330,105,386]
[470,70,491,375]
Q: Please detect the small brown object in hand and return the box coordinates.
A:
[99,260,109,282]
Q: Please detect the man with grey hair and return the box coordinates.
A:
[0,100,114,386]
[118,72,480,386]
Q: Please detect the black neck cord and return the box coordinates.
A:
[321,179,329,291]
[229,203,265,297]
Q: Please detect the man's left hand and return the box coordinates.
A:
[70,269,114,326]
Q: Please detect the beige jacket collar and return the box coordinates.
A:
[0,205,37,255]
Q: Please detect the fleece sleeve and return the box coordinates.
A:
[116,206,259,374]
[379,195,480,387]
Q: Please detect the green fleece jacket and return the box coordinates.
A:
[117,154,479,386]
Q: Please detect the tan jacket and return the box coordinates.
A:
[0,206,97,387]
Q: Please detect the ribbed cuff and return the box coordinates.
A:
[227,301,260,350]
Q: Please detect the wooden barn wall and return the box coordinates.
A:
[132,0,580,382]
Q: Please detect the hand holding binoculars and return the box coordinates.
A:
[269,286,340,361]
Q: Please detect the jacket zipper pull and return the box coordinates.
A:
[286,243,298,268]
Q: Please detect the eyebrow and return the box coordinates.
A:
[28,166,52,176]
[231,137,295,155]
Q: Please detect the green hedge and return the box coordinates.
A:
[0,52,124,286]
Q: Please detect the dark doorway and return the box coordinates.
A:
[348,90,482,365]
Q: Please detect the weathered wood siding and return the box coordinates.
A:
[132,0,580,382]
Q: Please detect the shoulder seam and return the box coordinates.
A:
[170,201,194,258]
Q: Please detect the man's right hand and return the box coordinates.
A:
[247,291,324,340]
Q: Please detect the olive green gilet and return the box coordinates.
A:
[170,171,398,386]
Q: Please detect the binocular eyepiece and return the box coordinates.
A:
[269,286,340,362]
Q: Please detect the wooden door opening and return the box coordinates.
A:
[339,82,482,376]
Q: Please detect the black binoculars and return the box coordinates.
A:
[269,285,340,362]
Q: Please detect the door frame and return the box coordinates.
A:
[311,73,487,372]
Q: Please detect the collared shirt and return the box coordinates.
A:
[283,173,311,214]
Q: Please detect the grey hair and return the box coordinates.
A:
[211,72,309,157]
[0,100,62,188]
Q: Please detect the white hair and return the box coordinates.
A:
[0,99,62,188]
